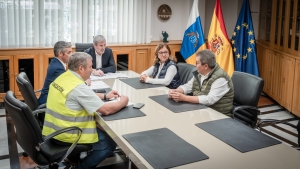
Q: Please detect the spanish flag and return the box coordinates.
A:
[180,0,206,65]
[207,0,234,76]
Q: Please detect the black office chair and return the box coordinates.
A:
[16,72,45,127]
[231,71,264,128]
[4,91,92,169]
[75,43,93,52]
[177,62,196,84]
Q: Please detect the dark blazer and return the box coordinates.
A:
[38,58,65,105]
[84,46,116,73]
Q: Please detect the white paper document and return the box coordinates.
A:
[90,72,127,80]
[89,81,110,89]
[104,97,133,106]
[107,72,128,78]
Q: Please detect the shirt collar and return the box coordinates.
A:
[56,57,66,70]
[200,70,212,79]
[69,70,84,82]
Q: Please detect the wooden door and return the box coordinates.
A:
[133,49,149,74]
[40,54,55,88]
[270,52,282,102]
[263,50,274,95]
[280,54,295,111]
[13,54,39,97]
[0,56,14,101]
[292,59,300,117]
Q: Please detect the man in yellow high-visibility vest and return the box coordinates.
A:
[43,52,129,169]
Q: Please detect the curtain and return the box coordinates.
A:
[0,0,151,48]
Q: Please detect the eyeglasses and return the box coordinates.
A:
[158,51,169,55]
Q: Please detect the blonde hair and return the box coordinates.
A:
[153,43,177,64]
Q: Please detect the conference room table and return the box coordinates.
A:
[95,70,300,169]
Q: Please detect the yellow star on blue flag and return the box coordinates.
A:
[231,0,259,76]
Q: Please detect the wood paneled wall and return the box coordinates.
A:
[0,41,182,101]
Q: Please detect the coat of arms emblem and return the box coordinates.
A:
[209,34,224,55]
[186,31,199,48]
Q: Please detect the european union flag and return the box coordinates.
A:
[231,0,259,76]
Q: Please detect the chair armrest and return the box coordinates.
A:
[43,126,82,142]
[232,105,259,113]
[32,108,46,116]
[40,126,82,163]
[37,103,46,109]
[257,117,298,131]
[34,89,42,93]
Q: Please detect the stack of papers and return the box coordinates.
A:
[104,97,133,106]
[90,72,127,80]
[89,81,110,89]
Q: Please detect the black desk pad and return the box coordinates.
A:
[101,105,146,121]
[119,77,164,89]
[123,128,209,169]
[103,88,112,93]
[149,94,207,113]
[195,118,281,153]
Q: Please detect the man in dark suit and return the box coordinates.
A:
[38,41,72,105]
[84,35,116,76]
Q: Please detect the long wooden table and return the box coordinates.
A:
[95,71,300,169]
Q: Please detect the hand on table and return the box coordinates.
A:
[93,69,104,76]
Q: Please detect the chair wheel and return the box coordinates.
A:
[22,152,28,157]
[48,163,59,169]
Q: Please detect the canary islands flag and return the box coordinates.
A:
[232,0,259,76]
[180,0,206,64]
[207,0,234,77]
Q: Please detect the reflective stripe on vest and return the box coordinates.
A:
[42,70,98,144]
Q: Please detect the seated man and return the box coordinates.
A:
[42,52,128,169]
[38,41,72,105]
[168,49,234,116]
[84,35,116,76]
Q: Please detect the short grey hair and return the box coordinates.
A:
[196,49,216,68]
[53,41,72,57]
[93,35,106,45]
[68,52,92,71]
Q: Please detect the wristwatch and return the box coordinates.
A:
[96,68,100,70]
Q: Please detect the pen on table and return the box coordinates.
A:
[109,94,121,101]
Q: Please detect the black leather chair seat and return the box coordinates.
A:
[4,91,92,168]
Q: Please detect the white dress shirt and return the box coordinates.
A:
[179,73,230,106]
[95,50,105,68]
[141,63,177,86]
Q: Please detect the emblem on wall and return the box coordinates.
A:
[157,4,172,21]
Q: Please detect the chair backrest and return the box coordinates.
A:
[177,62,196,84]
[75,43,93,52]
[231,71,264,127]
[16,72,39,111]
[232,71,264,107]
[4,91,49,165]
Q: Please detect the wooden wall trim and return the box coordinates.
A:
[257,41,300,59]
[0,41,182,102]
